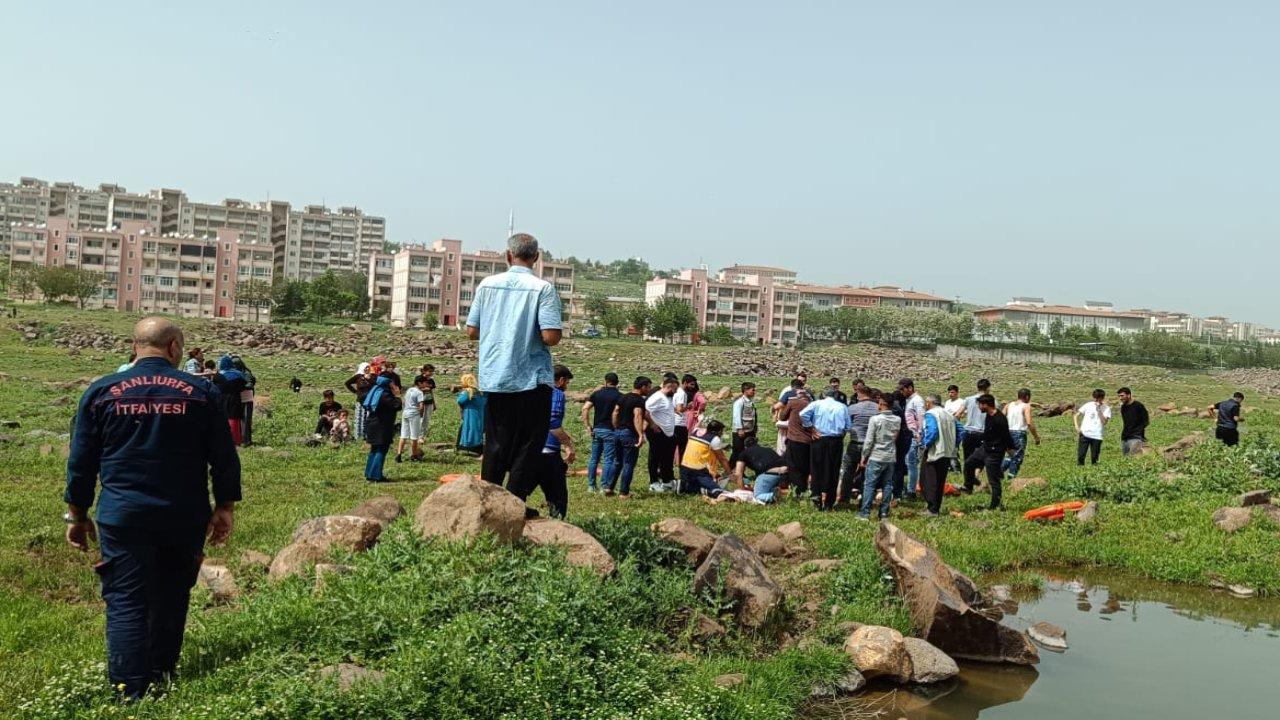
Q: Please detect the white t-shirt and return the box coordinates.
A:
[403,386,425,419]
[944,398,966,417]
[1006,400,1029,432]
[1076,401,1111,440]
[645,391,678,437]
[672,387,688,428]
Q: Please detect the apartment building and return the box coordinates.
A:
[645,268,801,345]
[793,283,955,312]
[274,203,386,281]
[973,299,1147,334]
[155,189,274,246]
[367,252,394,308]
[718,263,799,285]
[0,178,53,255]
[385,239,575,328]
[5,217,273,321]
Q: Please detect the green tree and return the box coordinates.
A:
[649,296,697,343]
[370,299,391,319]
[34,266,78,304]
[1048,318,1066,343]
[70,269,104,309]
[600,304,629,337]
[625,302,651,336]
[236,278,272,322]
[0,265,9,294]
[1026,323,1046,345]
[584,292,609,325]
[271,279,308,319]
[422,312,440,330]
[703,325,736,345]
[10,266,36,301]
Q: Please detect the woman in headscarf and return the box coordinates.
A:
[456,373,486,455]
[344,361,375,440]
[361,374,402,482]
[231,355,256,447]
[214,354,247,445]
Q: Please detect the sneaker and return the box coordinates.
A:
[926,511,941,517]
[649,482,668,493]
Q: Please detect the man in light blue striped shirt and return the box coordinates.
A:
[800,387,851,510]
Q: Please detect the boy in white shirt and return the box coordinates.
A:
[396,374,430,463]
[1073,388,1112,466]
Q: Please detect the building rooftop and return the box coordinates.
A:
[790,283,951,303]
[974,303,1147,320]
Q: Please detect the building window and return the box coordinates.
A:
[127,284,133,291]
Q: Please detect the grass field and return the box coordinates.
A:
[2,306,1278,719]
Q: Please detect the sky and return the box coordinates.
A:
[3,1,1278,325]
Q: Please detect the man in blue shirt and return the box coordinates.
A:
[64,317,241,699]
[466,233,564,495]
[516,364,574,518]
[1212,392,1245,446]
[800,386,851,511]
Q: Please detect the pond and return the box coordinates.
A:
[810,569,1280,719]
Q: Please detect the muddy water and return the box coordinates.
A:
[816,569,1280,719]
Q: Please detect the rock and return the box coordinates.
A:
[1212,506,1252,533]
[843,625,912,683]
[197,564,238,602]
[269,515,383,582]
[775,521,804,543]
[1238,489,1272,507]
[315,563,355,589]
[0,420,19,429]
[750,532,787,557]
[650,517,717,565]
[51,396,70,407]
[522,517,616,576]
[318,663,386,691]
[875,522,1038,665]
[903,637,960,683]
[347,496,406,527]
[412,475,525,544]
[1158,401,1177,412]
[715,386,733,401]
[1009,477,1047,494]
[1075,501,1099,524]
[692,534,785,630]
[239,549,272,571]
[1028,621,1068,651]
[691,614,726,642]
[1228,584,1257,599]
[1162,432,1205,462]
[714,673,746,689]
[809,669,867,698]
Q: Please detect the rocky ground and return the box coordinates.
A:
[1213,368,1280,397]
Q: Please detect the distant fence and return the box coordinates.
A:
[934,342,1093,367]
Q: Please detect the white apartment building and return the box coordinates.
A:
[155,189,274,246]
[275,203,386,281]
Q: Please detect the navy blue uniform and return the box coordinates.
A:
[65,356,241,697]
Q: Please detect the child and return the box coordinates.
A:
[396,374,429,463]
[421,376,437,441]
[330,409,351,442]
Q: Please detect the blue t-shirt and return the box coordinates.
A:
[544,387,566,452]
[465,266,562,393]
[1216,399,1241,429]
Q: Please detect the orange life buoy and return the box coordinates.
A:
[1023,501,1086,521]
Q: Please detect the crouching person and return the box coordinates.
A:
[730,435,793,504]
[679,420,730,500]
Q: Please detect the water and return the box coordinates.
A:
[814,569,1280,720]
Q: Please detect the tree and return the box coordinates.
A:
[271,279,308,319]
[625,302,651,336]
[236,278,272,321]
[34,266,78,304]
[0,265,9,294]
[584,292,609,325]
[649,296,697,343]
[600,304,629,337]
[70,269,104,309]
[703,325,736,345]
[370,299,390,320]
[422,312,440,331]
[1048,318,1065,343]
[1026,323,1046,345]
[10,266,36,301]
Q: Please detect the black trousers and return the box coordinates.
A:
[673,426,689,465]
[647,429,675,483]
[483,386,552,493]
[97,523,204,699]
[985,453,1005,509]
[1077,436,1102,465]
[786,440,812,493]
[514,452,568,518]
[1216,427,1239,447]
[729,429,756,468]
[963,446,987,490]
[241,402,254,446]
[810,435,843,508]
[921,458,950,514]
[961,431,984,464]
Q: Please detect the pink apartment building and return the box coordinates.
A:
[645,268,802,345]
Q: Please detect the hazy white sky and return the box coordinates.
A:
[4,1,1277,324]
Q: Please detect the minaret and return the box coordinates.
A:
[507,209,514,239]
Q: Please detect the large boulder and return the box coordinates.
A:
[693,534,785,629]
[843,625,912,683]
[651,517,717,564]
[197,564,239,603]
[347,496,406,527]
[903,637,959,683]
[875,522,1038,665]
[1162,432,1204,462]
[413,475,525,544]
[269,515,384,582]
[1212,506,1252,533]
[522,518,616,576]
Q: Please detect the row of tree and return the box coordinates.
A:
[267,271,370,321]
[0,265,106,308]
[582,292,699,342]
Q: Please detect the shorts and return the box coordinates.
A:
[401,415,423,440]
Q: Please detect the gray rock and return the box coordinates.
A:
[1228,584,1256,599]
[809,670,867,698]
[843,625,912,683]
[903,637,960,683]
[239,549,272,571]
[413,475,525,544]
[775,521,805,543]
[651,517,718,565]
[1028,621,1068,651]
[347,496,406,528]
[691,614,726,642]
[1212,506,1252,533]
[713,673,745,689]
[693,534,785,630]
[749,531,787,557]
[1075,501,1099,524]
[522,517,616,576]
[197,564,238,603]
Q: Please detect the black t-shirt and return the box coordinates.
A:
[1216,399,1241,429]
[740,445,790,475]
[588,386,623,430]
[981,410,1015,454]
[1120,401,1149,440]
[318,400,344,417]
[615,393,647,431]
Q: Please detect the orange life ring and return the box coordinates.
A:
[1023,501,1086,521]
[943,483,961,496]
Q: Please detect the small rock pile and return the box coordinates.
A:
[1213,368,1280,397]
[17,321,130,354]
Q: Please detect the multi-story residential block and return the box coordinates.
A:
[5,217,273,321]
[792,283,955,312]
[49,182,162,231]
[974,299,1148,334]
[0,177,52,255]
[274,203,386,281]
[718,263,799,285]
[385,239,574,328]
[366,251,394,309]
[155,190,274,246]
[645,268,801,345]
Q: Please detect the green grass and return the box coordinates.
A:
[2,305,1279,718]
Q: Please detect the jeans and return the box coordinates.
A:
[610,428,640,494]
[963,446,987,489]
[753,472,783,503]
[839,435,865,502]
[586,427,617,489]
[483,385,553,492]
[1077,435,1102,465]
[904,439,922,495]
[1122,438,1146,456]
[679,465,724,498]
[860,459,895,518]
[365,443,389,480]
[1002,431,1028,477]
[674,426,689,466]
[96,523,204,699]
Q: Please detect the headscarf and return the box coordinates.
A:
[369,355,387,376]
[356,361,370,375]
[459,373,480,400]
[218,354,245,382]
[231,355,255,388]
[362,375,392,412]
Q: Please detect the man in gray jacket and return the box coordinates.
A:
[857,391,901,520]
